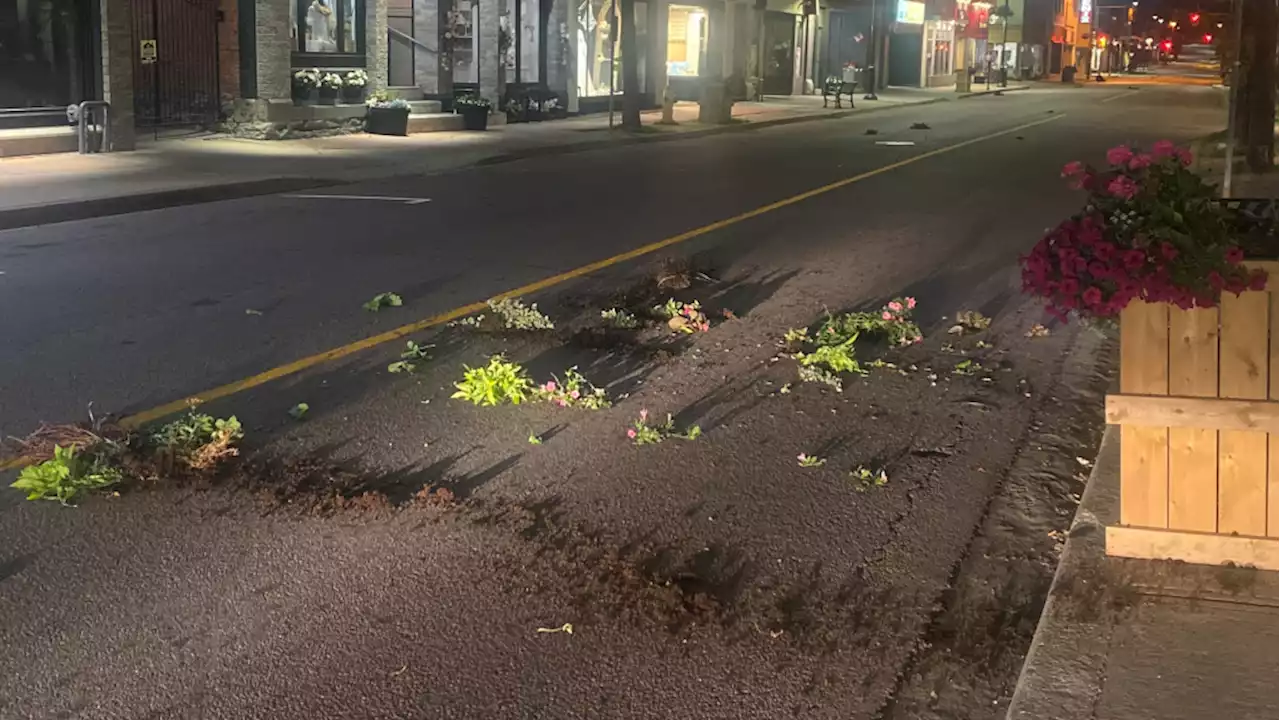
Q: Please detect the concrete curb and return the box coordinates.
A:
[1004,425,1121,720]
[0,92,966,230]
[956,84,1031,99]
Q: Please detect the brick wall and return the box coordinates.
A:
[219,0,241,100]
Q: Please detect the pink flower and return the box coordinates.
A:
[544,381,556,392]
[1106,145,1134,166]
[639,408,648,421]
[1122,249,1146,270]
[1061,160,1084,177]
[826,327,835,334]
[1152,139,1176,158]
[1175,148,1193,166]
[906,297,917,309]
[1107,176,1139,200]
[1160,242,1179,261]
[1248,271,1268,291]
[556,399,568,407]
[569,389,580,399]
[627,428,637,439]
[881,311,892,321]
[887,301,903,312]
[1128,153,1153,170]
[1082,286,1104,307]
[1225,246,1244,264]
[797,454,807,461]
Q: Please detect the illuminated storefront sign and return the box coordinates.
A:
[896,0,925,24]
[1079,0,1093,24]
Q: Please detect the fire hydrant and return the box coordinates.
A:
[660,83,676,125]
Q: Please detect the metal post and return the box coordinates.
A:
[999,0,1009,87]
[1222,0,1244,197]
[607,0,617,128]
[863,0,878,99]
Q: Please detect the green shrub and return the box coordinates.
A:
[10,445,121,504]
[452,355,534,406]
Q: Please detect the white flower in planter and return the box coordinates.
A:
[320,73,344,90]
[344,69,368,87]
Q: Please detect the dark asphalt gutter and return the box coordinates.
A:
[0,93,979,232]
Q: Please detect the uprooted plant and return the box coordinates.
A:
[600,307,641,329]
[850,465,889,491]
[535,367,611,409]
[387,340,434,373]
[789,297,923,389]
[452,355,535,406]
[626,409,701,445]
[450,297,556,332]
[797,453,826,468]
[653,298,710,333]
[11,443,123,504]
[149,409,245,470]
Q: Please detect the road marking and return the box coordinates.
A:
[111,113,1065,430]
[1100,90,1140,104]
[875,141,916,146]
[282,194,433,205]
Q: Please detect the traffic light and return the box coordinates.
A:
[1161,39,1173,52]
[1189,11,1201,25]
[1203,33,1213,43]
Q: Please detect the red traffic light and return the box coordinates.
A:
[1203,33,1213,43]
[1189,11,1201,25]
[1161,39,1173,51]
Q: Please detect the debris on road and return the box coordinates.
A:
[362,292,403,311]
[536,623,574,635]
[288,403,310,420]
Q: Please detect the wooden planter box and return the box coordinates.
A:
[1106,261,1279,569]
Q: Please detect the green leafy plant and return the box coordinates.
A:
[451,355,534,406]
[150,410,244,470]
[783,327,811,346]
[10,444,121,504]
[600,307,640,329]
[536,367,610,409]
[388,340,434,373]
[627,409,701,445]
[288,403,310,420]
[797,453,826,468]
[487,297,554,330]
[795,335,863,375]
[363,292,403,311]
[953,359,983,376]
[851,465,888,491]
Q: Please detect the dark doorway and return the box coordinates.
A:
[131,0,219,128]
[762,10,795,95]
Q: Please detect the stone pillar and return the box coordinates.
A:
[256,0,292,100]
[478,0,502,103]
[415,0,441,93]
[100,0,135,150]
[366,0,389,93]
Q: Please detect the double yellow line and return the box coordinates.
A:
[19,112,1067,461]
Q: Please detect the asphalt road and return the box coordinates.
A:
[0,84,1228,719]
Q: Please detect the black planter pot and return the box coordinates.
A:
[366,107,410,136]
[292,86,317,106]
[318,87,339,105]
[458,105,489,131]
[342,86,365,104]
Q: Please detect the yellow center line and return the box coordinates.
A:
[102,112,1062,431]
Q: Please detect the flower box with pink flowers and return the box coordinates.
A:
[1021,140,1279,570]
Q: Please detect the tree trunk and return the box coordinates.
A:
[619,0,642,129]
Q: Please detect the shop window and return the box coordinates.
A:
[293,0,365,60]
[0,0,91,116]
[501,0,541,84]
[666,4,706,77]
[576,0,646,97]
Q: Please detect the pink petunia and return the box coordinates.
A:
[627,428,637,439]
[887,301,903,312]
[544,381,556,392]
[1106,145,1134,166]
[1151,139,1176,157]
[1225,246,1244,264]
[1160,242,1179,261]
[1175,148,1193,166]
[881,311,892,321]
[905,297,916,309]
[569,389,580,399]
[1082,286,1104,307]
[1061,160,1084,177]
[1107,176,1139,200]
[1128,153,1153,170]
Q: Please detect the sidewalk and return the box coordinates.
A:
[0,88,960,222]
[1007,426,1279,720]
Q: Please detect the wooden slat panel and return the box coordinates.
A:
[1167,306,1221,532]
[1271,290,1278,538]
[1119,301,1169,528]
[1218,290,1270,536]
[1106,525,1279,570]
[1105,394,1277,431]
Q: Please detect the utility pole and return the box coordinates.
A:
[999,0,1010,87]
[864,0,879,100]
[607,0,617,129]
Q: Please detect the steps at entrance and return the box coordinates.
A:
[386,86,425,101]
[406,111,508,134]
[407,100,442,114]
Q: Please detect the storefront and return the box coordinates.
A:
[0,0,99,129]
[922,18,953,87]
